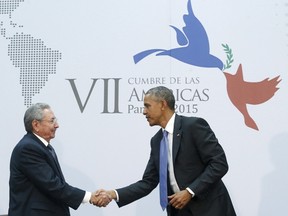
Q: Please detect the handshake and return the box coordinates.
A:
[89,189,116,207]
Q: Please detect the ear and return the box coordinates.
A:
[32,119,40,132]
[161,100,168,110]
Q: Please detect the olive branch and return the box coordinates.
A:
[222,43,234,70]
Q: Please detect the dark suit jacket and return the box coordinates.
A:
[8,132,85,216]
[116,115,236,216]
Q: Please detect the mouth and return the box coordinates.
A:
[146,117,153,124]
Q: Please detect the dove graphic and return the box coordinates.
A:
[133,0,282,130]
[223,64,281,130]
[133,0,223,70]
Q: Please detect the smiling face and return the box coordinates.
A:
[32,108,59,142]
[143,94,165,127]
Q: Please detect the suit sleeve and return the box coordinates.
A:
[116,137,160,207]
[18,142,86,210]
[187,118,229,196]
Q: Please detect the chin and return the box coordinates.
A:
[148,122,156,127]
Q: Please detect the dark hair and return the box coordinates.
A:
[24,103,50,132]
[145,86,175,110]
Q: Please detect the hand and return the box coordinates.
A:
[168,189,192,209]
[89,190,112,207]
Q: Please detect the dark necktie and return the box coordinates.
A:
[47,144,57,160]
[47,144,65,180]
[159,130,168,210]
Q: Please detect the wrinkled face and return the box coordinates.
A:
[143,94,164,127]
[33,108,59,142]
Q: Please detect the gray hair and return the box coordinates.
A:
[145,86,175,111]
[24,103,51,132]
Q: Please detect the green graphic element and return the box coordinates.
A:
[222,43,234,70]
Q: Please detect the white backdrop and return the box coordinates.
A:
[1,0,288,215]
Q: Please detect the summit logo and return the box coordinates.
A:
[133,0,281,130]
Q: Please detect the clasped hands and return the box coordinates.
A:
[89,189,116,207]
[89,188,191,209]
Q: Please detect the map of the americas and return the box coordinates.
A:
[0,0,62,107]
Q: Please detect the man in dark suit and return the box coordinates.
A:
[8,103,110,216]
[94,86,236,216]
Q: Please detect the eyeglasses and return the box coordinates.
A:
[38,118,58,124]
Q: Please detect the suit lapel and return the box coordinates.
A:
[47,149,65,181]
[30,133,65,181]
[172,115,182,163]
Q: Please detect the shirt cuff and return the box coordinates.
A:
[82,191,92,204]
[186,187,195,198]
[114,189,119,202]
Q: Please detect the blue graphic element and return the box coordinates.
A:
[133,0,223,70]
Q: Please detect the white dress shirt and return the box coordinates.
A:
[164,114,195,197]
[114,113,195,202]
[33,133,91,203]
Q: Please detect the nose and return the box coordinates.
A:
[143,107,147,115]
[54,122,59,128]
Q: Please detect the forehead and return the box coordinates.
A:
[144,94,160,104]
[42,108,54,118]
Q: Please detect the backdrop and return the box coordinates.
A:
[1,0,287,215]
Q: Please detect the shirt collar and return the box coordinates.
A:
[33,133,49,147]
[164,113,176,135]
